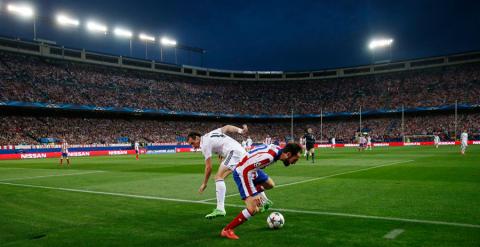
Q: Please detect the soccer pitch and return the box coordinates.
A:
[0,146,479,246]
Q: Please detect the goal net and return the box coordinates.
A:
[403,135,436,143]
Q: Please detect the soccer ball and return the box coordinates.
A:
[267,212,284,229]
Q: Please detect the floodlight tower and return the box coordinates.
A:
[139,33,155,59]
[160,36,177,63]
[368,38,394,62]
[114,27,133,56]
[7,3,36,39]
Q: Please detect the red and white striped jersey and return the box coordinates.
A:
[264,137,272,145]
[61,142,69,153]
[235,144,282,172]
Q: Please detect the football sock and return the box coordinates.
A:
[225,209,252,230]
[216,180,226,212]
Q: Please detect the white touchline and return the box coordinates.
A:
[383,229,405,239]
[0,170,105,182]
[200,159,415,202]
[0,181,479,229]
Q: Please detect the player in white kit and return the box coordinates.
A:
[434,135,440,148]
[300,136,307,156]
[460,130,468,155]
[187,125,271,219]
[331,137,336,149]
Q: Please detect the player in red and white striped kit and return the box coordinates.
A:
[264,135,272,145]
[220,143,302,240]
[134,141,140,160]
[59,140,70,167]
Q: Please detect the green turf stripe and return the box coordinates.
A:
[1,180,479,229]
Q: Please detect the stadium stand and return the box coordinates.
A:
[0,39,479,146]
[0,50,479,115]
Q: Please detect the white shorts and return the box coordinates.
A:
[221,150,245,171]
[461,142,468,148]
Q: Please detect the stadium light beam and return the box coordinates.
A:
[7,3,34,18]
[56,14,80,27]
[160,37,177,47]
[114,27,133,38]
[7,3,36,40]
[86,21,107,34]
[369,38,394,50]
[139,33,155,42]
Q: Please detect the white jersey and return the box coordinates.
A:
[200,128,246,170]
[434,136,440,143]
[134,142,140,151]
[367,137,371,144]
[264,137,272,145]
[461,132,468,144]
[331,138,336,145]
[241,140,247,148]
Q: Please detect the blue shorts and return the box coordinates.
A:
[233,169,269,200]
[61,152,68,158]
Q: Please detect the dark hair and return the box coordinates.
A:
[283,143,302,155]
[187,132,202,140]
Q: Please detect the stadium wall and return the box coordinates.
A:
[0,142,478,160]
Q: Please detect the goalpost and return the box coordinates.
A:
[403,135,436,143]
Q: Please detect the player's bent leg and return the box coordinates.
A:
[261,178,275,190]
[221,195,261,240]
[253,170,274,212]
[206,166,232,219]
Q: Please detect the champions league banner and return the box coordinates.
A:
[1,101,479,119]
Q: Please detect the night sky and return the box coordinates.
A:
[0,0,479,71]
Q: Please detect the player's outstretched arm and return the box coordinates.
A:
[221,124,248,135]
[199,157,213,193]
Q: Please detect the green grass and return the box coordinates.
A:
[0,146,479,246]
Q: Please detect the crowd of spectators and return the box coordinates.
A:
[1,51,479,115]
[1,113,479,145]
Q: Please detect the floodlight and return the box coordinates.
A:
[369,38,394,50]
[56,14,79,27]
[139,33,155,42]
[160,37,177,46]
[7,3,34,18]
[114,27,133,38]
[87,21,107,33]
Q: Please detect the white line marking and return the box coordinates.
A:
[1,181,479,229]
[265,208,480,229]
[0,171,105,182]
[200,159,414,202]
[383,229,405,239]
